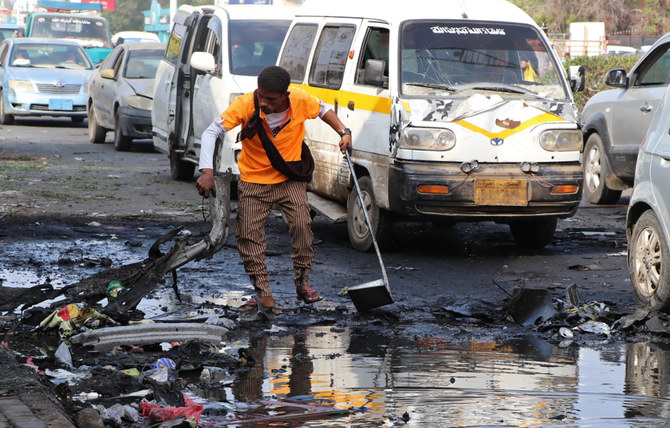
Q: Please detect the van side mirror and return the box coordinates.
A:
[604,68,628,88]
[568,65,585,92]
[364,59,388,88]
[190,51,216,74]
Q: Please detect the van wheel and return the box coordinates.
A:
[583,133,622,204]
[629,210,670,312]
[114,111,132,151]
[509,217,557,249]
[347,175,392,252]
[170,149,195,181]
[88,104,106,144]
[0,91,15,125]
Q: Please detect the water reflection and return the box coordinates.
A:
[211,327,670,427]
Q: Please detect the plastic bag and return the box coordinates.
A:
[140,396,203,423]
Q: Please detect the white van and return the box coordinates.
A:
[151,4,294,180]
[276,0,585,251]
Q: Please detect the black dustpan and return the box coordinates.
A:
[345,150,393,312]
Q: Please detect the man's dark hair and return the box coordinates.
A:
[258,66,290,94]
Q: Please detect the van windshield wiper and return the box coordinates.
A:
[404,82,457,92]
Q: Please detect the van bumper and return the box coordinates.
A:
[388,160,583,219]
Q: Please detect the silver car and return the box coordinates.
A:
[87,42,165,151]
[581,33,670,205]
[627,86,670,312]
[0,38,93,124]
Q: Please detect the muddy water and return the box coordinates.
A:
[181,325,669,427]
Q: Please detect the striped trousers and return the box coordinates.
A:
[235,180,314,298]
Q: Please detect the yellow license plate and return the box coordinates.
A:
[475,179,528,206]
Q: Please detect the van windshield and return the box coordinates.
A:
[401,21,568,99]
[30,15,112,49]
[229,19,290,76]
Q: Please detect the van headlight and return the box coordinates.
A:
[127,95,152,111]
[399,128,456,151]
[539,130,583,151]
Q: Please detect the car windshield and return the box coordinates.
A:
[228,19,290,76]
[124,49,164,78]
[31,15,112,49]
[401,21,568,99]
[10,44,93,69]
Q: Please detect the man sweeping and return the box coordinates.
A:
[196,65,352,313]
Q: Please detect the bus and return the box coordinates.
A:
[25,1,113,63]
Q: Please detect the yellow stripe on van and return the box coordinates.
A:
[291,84,392,115]
[455,112,565,139]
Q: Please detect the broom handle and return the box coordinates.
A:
[345,150,389,287]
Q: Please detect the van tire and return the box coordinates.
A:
[0,91,15,125]
[583,133,622,204]
[170,149,196,181]
[347,176,392,252]
[509,217,557,249]
[88,104,106,144]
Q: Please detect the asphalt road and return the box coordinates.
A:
[0,116,639,317]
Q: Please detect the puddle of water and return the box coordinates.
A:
[192,327,670,427]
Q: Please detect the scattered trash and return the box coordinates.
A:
[504,289,557,327]
[106,280,126,302]
[150,358,177,370]
[37,303,119,336]
[566,284,580,306]
[94,403,141,426]
[55,341,73,368]
[140,396,204,425]
[58,247,84,265]
[559,327,574,339]
[577,320,611,336]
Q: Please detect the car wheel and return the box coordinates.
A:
[347,175,392,252]
[583,133,622,204]
[113,111,132,151]
[509,217,557,249]
[169,148,195,181]
[0,91,15,125]
[629,210,670,312]
[87,104,106,144]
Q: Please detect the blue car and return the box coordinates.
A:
[0,38,94,124]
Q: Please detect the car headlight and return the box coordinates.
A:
[539,130,583,151]
[399,128,456,151]
[8,80,35,92]
[126,95,152,111]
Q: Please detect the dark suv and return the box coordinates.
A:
[581,33,670,204]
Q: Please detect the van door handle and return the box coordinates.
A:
[640,105,652,113]
[348,101,355,111]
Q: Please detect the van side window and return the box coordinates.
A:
[309,25,355,89]
[356,27,389,86]
[205,17,222,77]
[279,23,318,82]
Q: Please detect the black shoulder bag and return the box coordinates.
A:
[238,90,314,182]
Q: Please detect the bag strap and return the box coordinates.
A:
[239,91,313,182]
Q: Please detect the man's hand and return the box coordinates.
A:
[196,168,216,198]
[339,134,352,154]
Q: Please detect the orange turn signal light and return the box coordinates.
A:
[551,185,579,194]
[417,185,449,194]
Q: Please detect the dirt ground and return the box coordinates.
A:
[1,119,668,426]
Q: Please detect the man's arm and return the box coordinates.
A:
[320,109,352,154]
[196,121,227,198]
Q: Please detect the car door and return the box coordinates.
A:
[611,43,670,153]
[151,7,194,154]
[94,47,124,129]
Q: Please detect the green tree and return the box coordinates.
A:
[103,0,208,34]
